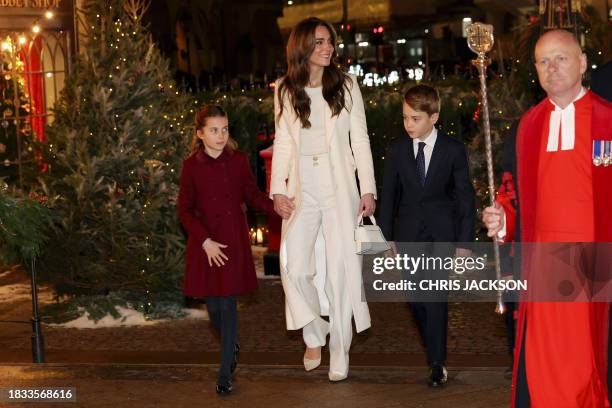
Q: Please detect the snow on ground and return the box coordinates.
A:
[183,308,209,320]
[0,282,55,304]
[0,281,209,328]
[1,246,275,328]
[48,306,209,329]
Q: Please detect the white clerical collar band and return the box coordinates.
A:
[593,140,611,167]
[546,88,586,153]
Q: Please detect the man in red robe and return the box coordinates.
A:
[483,30,612,407]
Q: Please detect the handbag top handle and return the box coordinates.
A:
[357,213,377,226]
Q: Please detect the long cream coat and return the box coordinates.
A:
[270,74,376,333]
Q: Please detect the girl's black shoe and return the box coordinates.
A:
[216,382,233,396]
[231,343,240,373]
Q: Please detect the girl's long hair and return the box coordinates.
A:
[277,17,352,128]
[190,104,237,156]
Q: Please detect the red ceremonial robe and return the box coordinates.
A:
[511,91,612,407]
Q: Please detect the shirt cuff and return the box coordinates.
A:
[202,238,211,249]
[497,213,507,240]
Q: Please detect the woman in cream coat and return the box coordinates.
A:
[270,17,377,382]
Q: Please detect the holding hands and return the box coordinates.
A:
[274,193,375,219]
[273,194,296,219]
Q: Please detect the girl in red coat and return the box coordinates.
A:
[178,104,274,395]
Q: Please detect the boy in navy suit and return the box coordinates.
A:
[379,85,475,387]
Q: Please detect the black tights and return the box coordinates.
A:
[206,296,237,386]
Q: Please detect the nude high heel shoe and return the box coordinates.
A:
[303,347,321,371]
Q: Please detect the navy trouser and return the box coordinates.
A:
[409,228,449,367]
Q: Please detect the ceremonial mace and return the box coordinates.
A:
[466,23,504,314]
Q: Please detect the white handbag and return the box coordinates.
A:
[354,214,391,255]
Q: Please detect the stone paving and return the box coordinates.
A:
[0,249,514,407]
[0,364,511,408]
[0,249,510,368]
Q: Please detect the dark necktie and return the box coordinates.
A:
[416,142,426,186]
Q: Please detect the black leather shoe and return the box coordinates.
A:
[216,382,233,396]
[231,343,240,373]
[428,364,448,388]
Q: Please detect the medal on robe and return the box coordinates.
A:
[593,140,603,166]
[604,140,611,167]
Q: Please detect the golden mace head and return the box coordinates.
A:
[466,22,495,58]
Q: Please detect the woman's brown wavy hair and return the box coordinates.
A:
[277,17,352,128]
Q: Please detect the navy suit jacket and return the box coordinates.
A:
[378,130,475,243]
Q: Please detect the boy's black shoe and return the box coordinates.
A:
[216,381,233,396]
[428,364,448,388]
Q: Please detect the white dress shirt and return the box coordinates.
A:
[412,127,437,174]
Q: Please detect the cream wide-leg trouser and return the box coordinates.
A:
[284,153,353,377]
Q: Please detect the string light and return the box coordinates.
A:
[32,24,41,34]
[45,10,54,19]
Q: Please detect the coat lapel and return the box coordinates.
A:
[589,91,612,241]
[324,103,338,146]
[399,136,422,190]
[289,110,301,149]
[403,134,423,191]
[517,99,549,242]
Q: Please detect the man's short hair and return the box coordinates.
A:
[403,84,440,116]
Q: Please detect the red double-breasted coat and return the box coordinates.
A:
[178,147,274,297]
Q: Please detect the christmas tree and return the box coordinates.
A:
[38,0,194,320]
[0,47,35,187]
